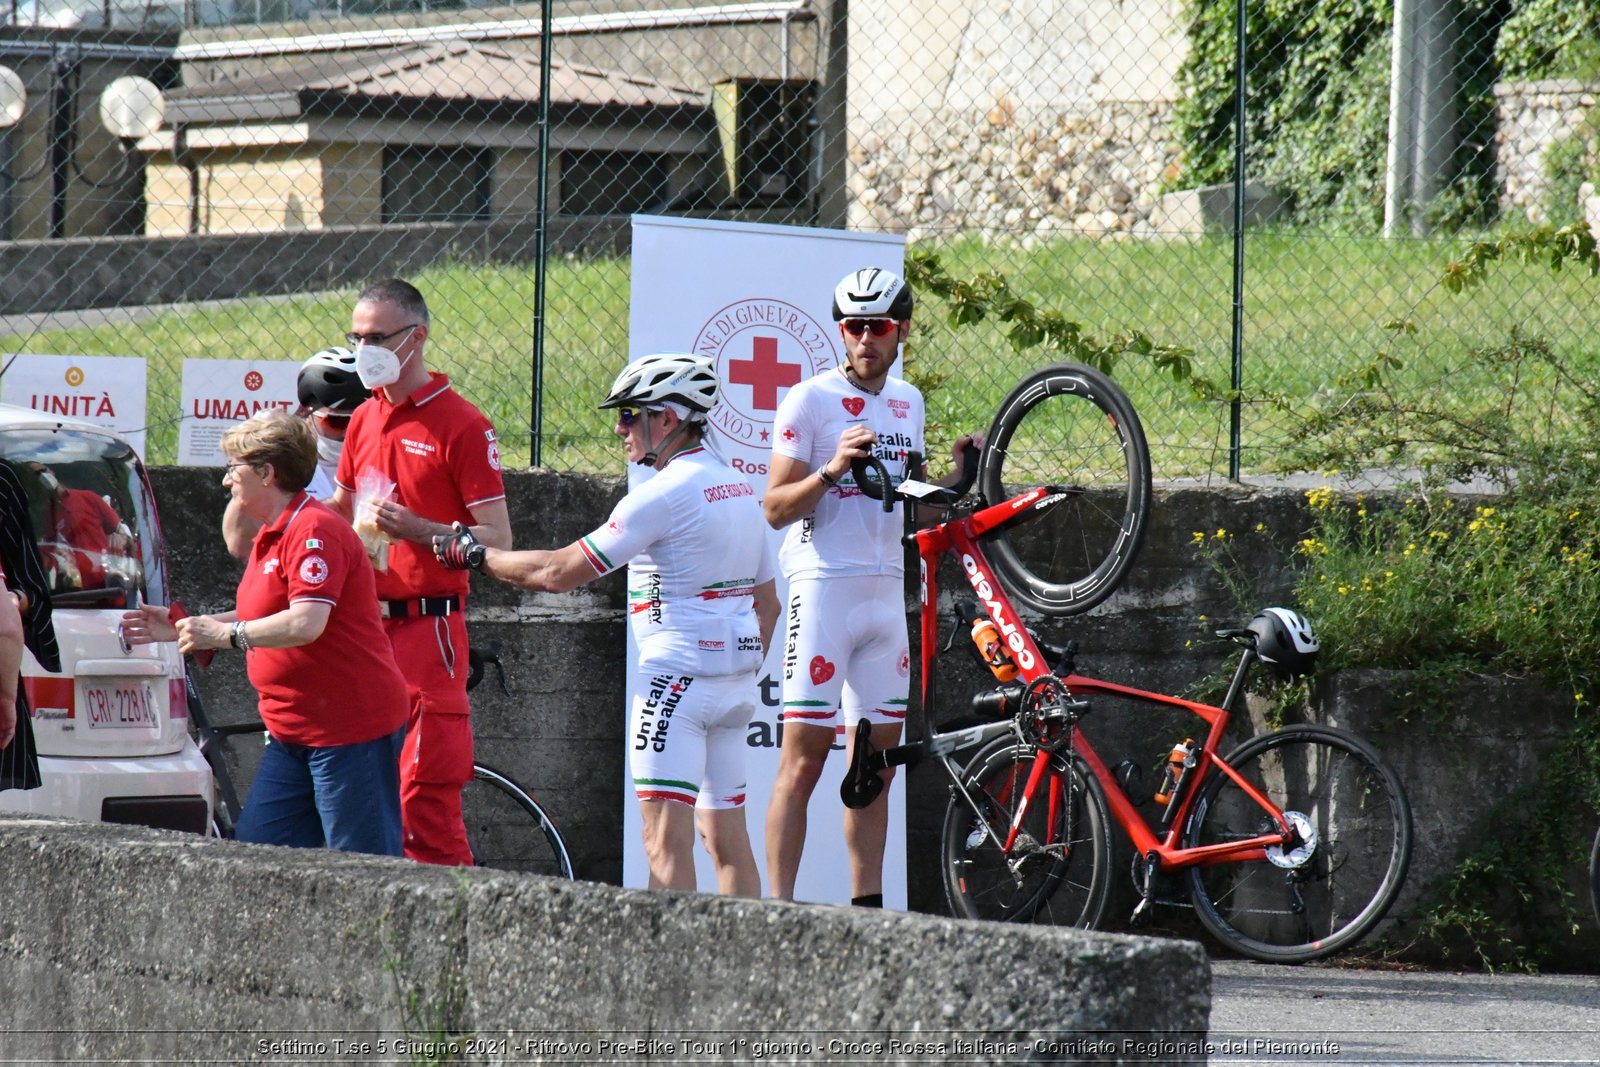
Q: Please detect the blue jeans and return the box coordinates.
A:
[235,724,406,856]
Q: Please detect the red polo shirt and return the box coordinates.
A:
[235,492,408,747]
[335,372,506,601]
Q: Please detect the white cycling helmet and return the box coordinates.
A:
[831,267,914,321]
[297,346,370,413]
[1248,607,1321,679]
[599,353,720,417]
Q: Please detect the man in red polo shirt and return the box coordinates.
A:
[329,278,512,865]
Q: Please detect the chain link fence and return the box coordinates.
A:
[1,1,1596,481]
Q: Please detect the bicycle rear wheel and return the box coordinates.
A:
[1182,724,1412,962]
[462,763,575,879]
[941,738,1111,927]
[1589,824,1600,931]
[978,362,1152,617]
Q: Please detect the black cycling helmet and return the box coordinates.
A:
[297,346,370,414]
[1247,607,1320,679]
[831,267,914,321]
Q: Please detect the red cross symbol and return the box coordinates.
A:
[727,337,802,411]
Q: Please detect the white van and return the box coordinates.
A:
[0,403,213,832]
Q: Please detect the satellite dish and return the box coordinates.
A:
[0,66,24,131]
[98,76,165,140]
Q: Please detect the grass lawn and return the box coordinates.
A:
[3,229,1595,477]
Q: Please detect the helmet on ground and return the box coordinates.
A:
[599,353,720,416]
[831,267,913,321]
[1247,607,1320,679]
[297,347,370,413]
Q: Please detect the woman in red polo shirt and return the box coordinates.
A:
[123,411,408,855]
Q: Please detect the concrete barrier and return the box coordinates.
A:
[0,815,1210,1063]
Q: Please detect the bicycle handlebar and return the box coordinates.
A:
[849,441,983,511]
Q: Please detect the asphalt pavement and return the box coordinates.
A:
[1209,961,1600,1065]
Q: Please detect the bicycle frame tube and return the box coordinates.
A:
[915,492,1294,872]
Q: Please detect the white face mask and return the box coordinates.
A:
[314,433,343,475]
[355,339,413,389]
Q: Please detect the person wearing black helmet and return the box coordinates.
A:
[222,347,370,559]
[761,267,982,907]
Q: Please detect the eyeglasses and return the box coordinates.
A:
[615,405,660,426]
[841,318,898,338]
[223,461,257,477]
[345,323,422,347]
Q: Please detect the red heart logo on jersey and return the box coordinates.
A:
[809,655,836,685]
[841,397,865,416]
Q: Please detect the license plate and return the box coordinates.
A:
[83,682,159,730]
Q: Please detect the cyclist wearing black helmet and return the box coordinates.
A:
[761,267,982,907]
[222,347,371,560]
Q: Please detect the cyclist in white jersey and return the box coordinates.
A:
[763,268,982,906]
[433,353,778,897]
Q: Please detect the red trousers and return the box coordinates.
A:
[385,613,474,866]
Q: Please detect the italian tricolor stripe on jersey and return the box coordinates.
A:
[634,777,698,805]
[783,699,833,721]
[579,535,614,575]
[698,579,756,600]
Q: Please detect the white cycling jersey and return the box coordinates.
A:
[770,366,925,580]
[579,446,773,676]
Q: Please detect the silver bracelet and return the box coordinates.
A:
[231,620,251,652]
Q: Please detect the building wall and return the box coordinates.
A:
[846,0,1188,238]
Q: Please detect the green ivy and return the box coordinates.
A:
[1497,0,1600,79]
[1173,0,1571,228]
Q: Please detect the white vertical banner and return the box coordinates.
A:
[0,354,149,457]
[627,214,906,905]
[178,359,301,465]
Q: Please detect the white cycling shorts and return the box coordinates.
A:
[779,574,910,735]
[628,670,757,809]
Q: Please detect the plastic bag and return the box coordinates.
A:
[353,468,396,571]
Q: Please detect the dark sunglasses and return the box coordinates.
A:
[616,405,660,426]
[841,318,898,337]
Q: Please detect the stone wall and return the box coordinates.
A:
[1494,79,1599,225]
[849,102,1182,241]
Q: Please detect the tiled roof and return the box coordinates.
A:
[165,40,707,123]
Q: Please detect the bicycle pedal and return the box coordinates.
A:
[1128,898,1154,927]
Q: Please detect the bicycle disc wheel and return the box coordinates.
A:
[462,764,575,879]
[978,362,1152,617]
[1182,724,1412,962]
[942,738,1111,927]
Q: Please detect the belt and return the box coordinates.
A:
[380,595,461,619]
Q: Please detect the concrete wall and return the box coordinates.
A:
[148,467,1600,967]
[0,815,1210,1062]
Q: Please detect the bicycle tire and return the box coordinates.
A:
[462,763,576,879]
[1589,824,1600,932]
[1182,724,1412,962]
[978,362,1153,617]
[941,738,1111,927]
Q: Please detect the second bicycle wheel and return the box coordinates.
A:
[942,738,1111,928]
[1182,724,1412,962]
[462,763,576,879]
[978,362,1152,616]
